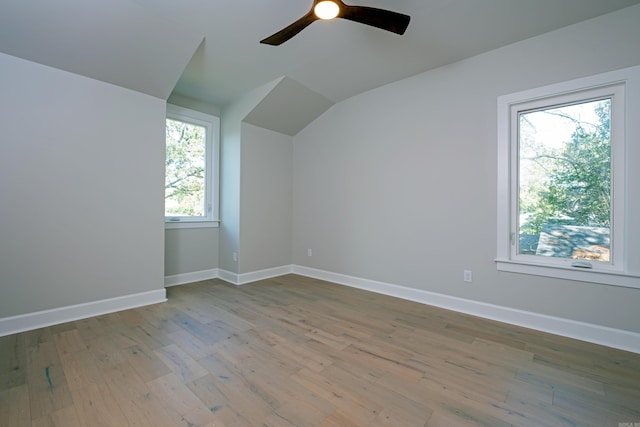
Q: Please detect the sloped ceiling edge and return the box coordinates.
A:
[0,0,204,100]
[244,77,335,136]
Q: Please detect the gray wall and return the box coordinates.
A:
[292,6,640,333]
[172,84,294,279]
[219,80,280,274]
[0,52,166,318]
[164,228,219,276]
[239,123,292,273]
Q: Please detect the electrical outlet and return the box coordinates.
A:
[463,270,473,282]
[233,252,238,262]
[307,248,313,257]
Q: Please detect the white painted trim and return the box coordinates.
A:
[218,265,293,286]
[496,259,640,289]
[165,221,220,230]
[217,269,240,285]
[164,268,219,287]
[496,65,640,289]
[0,289,166,337]
[237,265,293,285]
[292,265,640,354]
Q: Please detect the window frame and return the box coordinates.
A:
[496,66,640,289]
[165,104,220,229]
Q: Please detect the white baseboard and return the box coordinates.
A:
[292,265,640,354]
[0,289,166,337]
[164,268,219,287]
[217,268,240,285]
[218,265,293,286]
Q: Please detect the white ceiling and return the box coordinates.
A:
[2,0,640,109]
[0,0,203,101]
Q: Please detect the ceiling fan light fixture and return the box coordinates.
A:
[314,1,340,20]
[260,1,410,45]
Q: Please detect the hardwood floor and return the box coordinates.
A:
[1,274,639,426]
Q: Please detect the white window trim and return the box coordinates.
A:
[164,220,220,230]
[165,104,220,229]
[510,85,625,272]
[496,65,640,289]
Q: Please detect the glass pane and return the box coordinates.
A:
[165,119,206,217]
[517,99,611,262]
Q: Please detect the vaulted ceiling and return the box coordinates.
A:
[2,0,640,110]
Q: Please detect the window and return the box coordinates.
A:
[497,66,640,288]
[165,104,219,228]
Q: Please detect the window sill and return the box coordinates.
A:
[496,259,640,289]
[165,220,220,230]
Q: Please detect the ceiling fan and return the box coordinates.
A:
[260,0,410,46]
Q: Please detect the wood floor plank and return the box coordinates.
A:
[271,337,334,373]
[321,362,433,426]
[100,361,175,427]
[48,405,82,427]
[421,358,512,403]
[187,372,272,427]
[73,317,106,343]
[291,368,382,426]
[342,344,425,382]
[171,311,236,345]
[370,403,431,427]
[26,341,74,421]
[147,373,217,426]
[30,414,56,427]
[124,344,172,382]
[0,333,26,390]
[265,399,330,427]
[70,383,130,427]
[57,349,104,391]
[516,359,606,395]
[120,324,174,351]
[84,338,128,373]
[166,328,218,361]
[320,409,366,427]
[0,384,31,426]
[213,347,304,410]
[1,274,639,426]
[136,303,182,334]
[52,329,87,359]
[552,385,640,426]
[23,327,53,350]
[153,344,207,383]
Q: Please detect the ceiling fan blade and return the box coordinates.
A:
[339,5,410,35]
[260,11,318,45]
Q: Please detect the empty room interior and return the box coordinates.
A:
[1,0,640,425]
